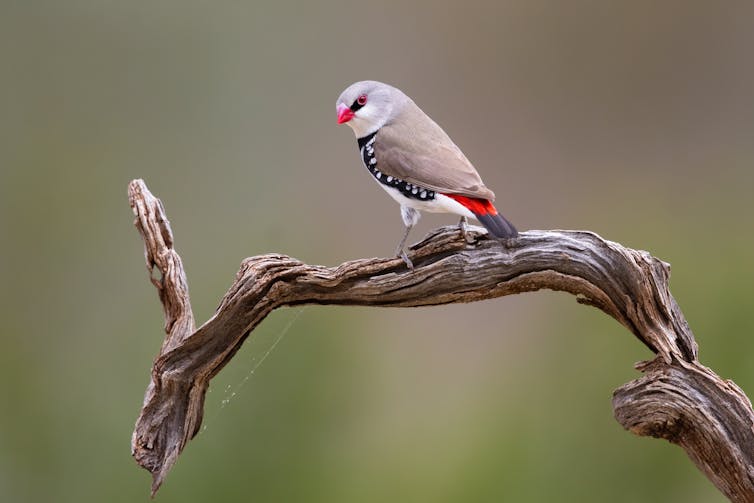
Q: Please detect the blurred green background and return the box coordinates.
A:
[2,1,753,501]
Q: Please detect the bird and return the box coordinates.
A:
[336,80,518,268]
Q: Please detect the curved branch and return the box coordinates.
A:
[128,179,754,501]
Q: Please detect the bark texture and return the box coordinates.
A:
[128,179,754,500]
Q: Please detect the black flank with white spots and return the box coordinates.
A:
[357,132,436,202]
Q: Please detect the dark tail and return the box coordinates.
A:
[476,210,518,239]
[445,194,518,239]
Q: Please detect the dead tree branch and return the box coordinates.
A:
[128,179,754,500]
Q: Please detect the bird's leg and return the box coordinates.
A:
[396,206,421,270]
[394,224,414,270]
[458,216,475,244]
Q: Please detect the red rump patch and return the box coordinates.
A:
[443,194,498,216]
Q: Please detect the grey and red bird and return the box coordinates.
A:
[336,80,517,267]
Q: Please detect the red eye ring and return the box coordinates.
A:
[357,94,368,106]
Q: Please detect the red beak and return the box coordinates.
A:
[337,103,355,124]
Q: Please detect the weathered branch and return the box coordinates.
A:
[128,179,754,501]
[614,360,754,500]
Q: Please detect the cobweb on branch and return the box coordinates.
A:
[200,306,307,433]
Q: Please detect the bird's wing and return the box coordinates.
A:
[373,106,496,201]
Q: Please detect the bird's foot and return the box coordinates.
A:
[458,217,476,245]
[397,250,414,270]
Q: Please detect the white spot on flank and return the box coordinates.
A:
[386,176,393,182]
[412,187,418,194]
[370,158,376,165]
[376,172,382,179]
[420,190,427,198]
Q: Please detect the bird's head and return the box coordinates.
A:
[336,80,410,138]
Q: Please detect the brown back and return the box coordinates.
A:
[373,102,496,201]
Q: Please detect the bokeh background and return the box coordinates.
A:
[2,1,753,501]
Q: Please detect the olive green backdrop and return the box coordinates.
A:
[2,1,753,502]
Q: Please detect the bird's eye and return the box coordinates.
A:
[357,94,368,106]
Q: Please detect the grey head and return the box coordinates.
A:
[336,80,412,138]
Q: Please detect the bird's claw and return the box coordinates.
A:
[398,250,414,270]
[458,217,476,245]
